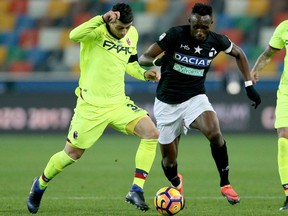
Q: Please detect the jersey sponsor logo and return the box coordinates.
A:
[103,40,132,55]
[173,63,204,76]
[180,44,190,50]
[174,52,211,67]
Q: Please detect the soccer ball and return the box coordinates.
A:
[154,186,184,215]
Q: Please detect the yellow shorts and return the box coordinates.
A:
[67,96,148,149]
[275,88,288,128]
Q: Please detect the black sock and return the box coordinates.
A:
[161,160,180,187]
[210,141,230,187]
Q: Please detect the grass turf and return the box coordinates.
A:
[0,133,285,216]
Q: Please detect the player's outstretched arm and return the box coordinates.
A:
[250,46,278,83]
[229,44,262,109]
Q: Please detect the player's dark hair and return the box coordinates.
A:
[191,3,213,16]
[112,3,133,24]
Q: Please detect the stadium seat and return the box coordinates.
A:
[27,0,49,18]
[145,0,169,15]
[10,0,28,15]
[273,12,288,26]
[133,13,157,35]
[220,29,244,45]
[47,0,71,19]
[234,16,256,33]
[246,0,270,17]
[72,12,93,28]
[59,28,74,48]
[214,14,235,31]
[0,46,7,65]
[63,45,80,68]
[38,27,62,50]
[211,52,230,74]
[0,0,11,13]
[15,15,36,32]
[129,1,145,13]
[9,60,33,73]
[258,26,275,49]
[224,0,247,17]
[26,48,48,66]
[0,13,16,32]
[1,31,19,48]
[7,47,26,62]
[19,29,38,49]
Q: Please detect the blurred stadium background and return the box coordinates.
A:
[0,0,287,134]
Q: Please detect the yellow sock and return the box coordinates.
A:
[133,139,157,189]
[278,137,288,196]
[39,150,76,189]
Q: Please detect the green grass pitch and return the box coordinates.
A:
[0,133,285,216]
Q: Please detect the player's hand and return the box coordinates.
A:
[144,70,161,82]
[250,71,259,84]
[102,10,120,23]
[245,85,261,109]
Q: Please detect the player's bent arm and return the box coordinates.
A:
[228,44,251,81]
[139,43,164,67]
[126,61,146,81]
[69,16,104,42]
[251,46,278,73]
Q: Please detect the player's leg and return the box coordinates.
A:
[191,110,240,204]
[160,136,184,196]
[275,91,288,210]
[110,99,158,211]
[27,98,108,213]
[154,98,184,195]
[125,116,158,211]
[278,128,288,210]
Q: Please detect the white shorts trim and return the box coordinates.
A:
[154,94,215,144]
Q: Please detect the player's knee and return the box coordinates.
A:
[141,127,159,139]
[207,131,223,147]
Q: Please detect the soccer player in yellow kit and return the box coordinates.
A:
[27,3,160,213]
[251,20,288,210]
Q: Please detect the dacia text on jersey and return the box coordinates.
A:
[103,40,132,54]
[174,52,212,67]
[173,52,211,76]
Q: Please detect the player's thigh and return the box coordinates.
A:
[67,99,108,149]
[275,89,288,129]
[154,98,184,144]
[184,94,215,129]
[109,98,148,135]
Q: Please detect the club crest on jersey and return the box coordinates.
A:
[103,40,132,54]
[174,52,211,67]
[126,37,131,46]
[209,48,217,57]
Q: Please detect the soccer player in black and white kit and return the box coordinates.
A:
[139,2,261,205]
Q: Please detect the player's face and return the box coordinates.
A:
[189,14,212,41]
[108,20,132,39]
